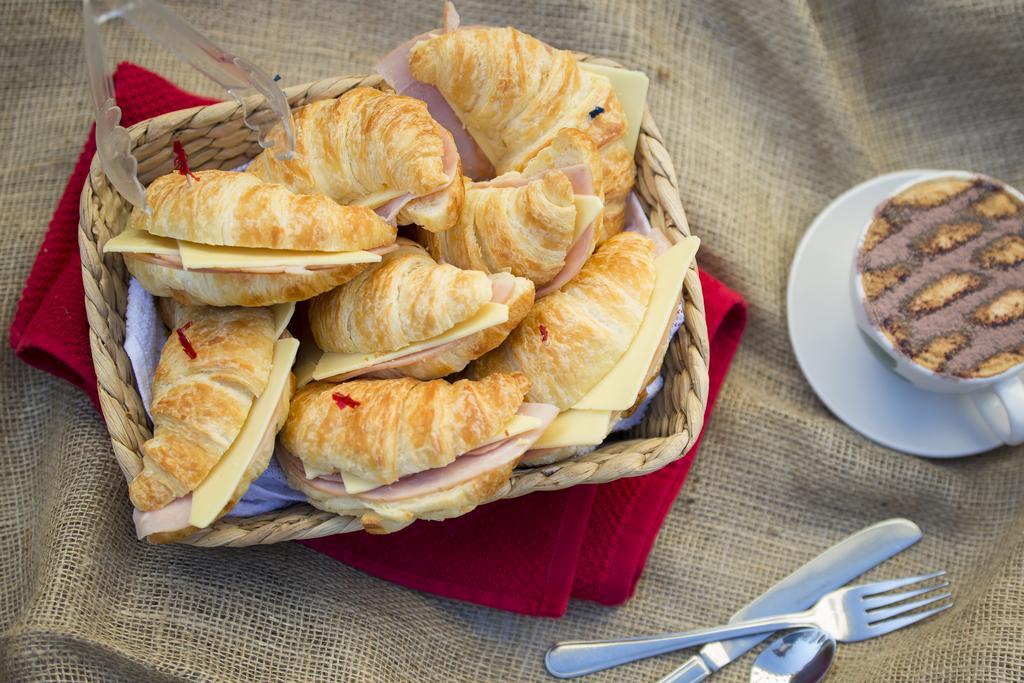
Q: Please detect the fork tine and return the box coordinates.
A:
[868,592,952,622]
[863,581,950,608]
[859,570,946,597]
[867,602,953,637]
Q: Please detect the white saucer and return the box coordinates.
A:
[787,170,1002,458]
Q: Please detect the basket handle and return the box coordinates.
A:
[82,0,295,212]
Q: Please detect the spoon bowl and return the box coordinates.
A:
[750,628,836,683]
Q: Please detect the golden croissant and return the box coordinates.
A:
[138,169,393,251]
[519,233,699,466]
[127,258,368,308]
[409,25,634,239]
[131,304,296,542]
[425,128,603,293]
[400,272,535,380]
[309,241,534,380]
[310,240,492,353]
[129,306,278,512]
[248,87,464,233]
[597,141,635,241]
[468,232,657,409]
[119,169,396,307]
[279,373,557,533]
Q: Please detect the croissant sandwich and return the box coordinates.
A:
[130,302,299,543]
[378,3,649,240]
[104,169,397,307]
[248,87,464,233]
[308,240,534,381]
[424,128,605,297]
[468,230,699,465]
[278,373,558,533]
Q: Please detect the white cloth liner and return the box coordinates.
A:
[124,278,167,420]
[122,192,685,516]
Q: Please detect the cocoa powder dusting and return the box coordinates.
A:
[858,178,1024,377]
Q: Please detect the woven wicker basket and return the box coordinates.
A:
[79,61,710,547]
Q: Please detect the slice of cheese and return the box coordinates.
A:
[335,413,544,494]
[271,303,295,338]
[478,414,543,448]
[104,228,383,272]
[531,409,612,450]
[313,302,510,380]
[177,241,381,272]
[339,471,384,495]
[189,337,299,528]
[579,62,650,155]
[574,237,699,411]
[293,340,323,388]
[103,229,178,256]
[574,194,604,240]
[351,187,408,208]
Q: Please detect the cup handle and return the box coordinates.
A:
[971,375,1024,446]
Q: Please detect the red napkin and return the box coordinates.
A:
[304,271,745,616]
[10,63,747,617]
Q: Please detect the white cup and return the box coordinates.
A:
[851,170,1024,446]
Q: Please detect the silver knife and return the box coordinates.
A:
[545,518,921,679]
[658,518,922,682]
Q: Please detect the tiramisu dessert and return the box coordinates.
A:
[857,175,1024,378]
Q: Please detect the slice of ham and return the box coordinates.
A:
[535,223,595,298]
[286,403,559,503]
[374,13,495,180]
[278,451,342,497]
[624,191,649,234]
[442,1,460,32]
[373,192,414,223]
[328,275,514,382]
[132,494,192,540]
[131,243,398,275]
[351,366,407,380]
[475,163,594,196]
[329,338,462,382]
[132,252,187,269]
[454,432,513,459]
[561,164,596,196]
[488,272,515,303]
[624,191,672,256]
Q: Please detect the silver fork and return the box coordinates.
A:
[545,571,952,679]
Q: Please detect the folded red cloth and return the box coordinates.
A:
[304,271,745,616]
[10,63,747,617]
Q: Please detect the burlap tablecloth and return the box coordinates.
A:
[3,1,1023,680]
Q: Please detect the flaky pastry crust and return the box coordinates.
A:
[281,373,530,488]
[129,306,276,511]
[468,232,656,409]
[248,87,464,232]
[309,241,493,353]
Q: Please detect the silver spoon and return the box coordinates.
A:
[750,629,836,683]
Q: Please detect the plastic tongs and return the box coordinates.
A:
[82,0,294,212]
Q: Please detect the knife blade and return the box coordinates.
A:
[658,518,922,683]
